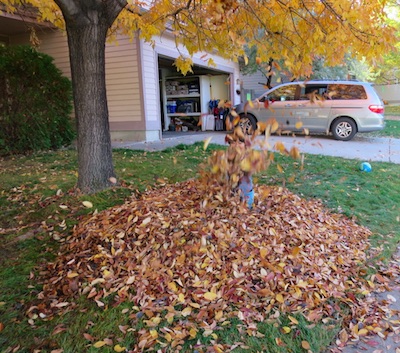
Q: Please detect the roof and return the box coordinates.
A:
[0,5,53,36]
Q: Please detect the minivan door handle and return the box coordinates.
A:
[284,104,292,107]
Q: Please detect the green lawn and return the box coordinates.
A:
[365,119,400,138]
[1,143,400,353]
[385,104,400,115]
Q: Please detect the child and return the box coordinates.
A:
[226,135,254,209]
[239,172,254,209]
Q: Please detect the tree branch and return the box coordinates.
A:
[53,0,81,22]
[106,0,128,24]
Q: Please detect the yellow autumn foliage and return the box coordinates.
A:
[1,0,397,77]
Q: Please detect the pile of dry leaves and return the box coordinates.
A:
[34,175,399,351]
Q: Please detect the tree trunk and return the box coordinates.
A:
[54,1,126,193]
[67,22,115,193]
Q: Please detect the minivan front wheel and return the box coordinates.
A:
[331,117,357,141]
[238,114,257,135]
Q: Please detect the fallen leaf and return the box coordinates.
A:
[365,340,380,347]
[93,341,106,348]
[83,333,94,341]
[288,315,299,325]
[276,293,284,303]
[114,345,126,352]
[204,292,218,301]
[82,201,93,208]
[387,294,397,302]
[181,307,192,316]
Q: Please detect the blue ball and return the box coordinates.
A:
[360,162,372,172]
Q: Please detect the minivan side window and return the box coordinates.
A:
[267,84,298,101]
[299,84,328,100]
[327,84,367,100]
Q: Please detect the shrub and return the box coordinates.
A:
[0,45,75,155]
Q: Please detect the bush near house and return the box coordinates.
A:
[0,45,75,155]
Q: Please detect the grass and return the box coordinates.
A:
[385,104,400,115]
[366,117,400,139]
[1,142,400,352]
[368,119,400,138]
[262,154,400,259]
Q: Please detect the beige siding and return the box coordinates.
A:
[36,31,71,78]
[10,30,143,125]
[10,30,71,78]
[105,36,142,123]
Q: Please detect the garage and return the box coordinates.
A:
[157,55,238,133]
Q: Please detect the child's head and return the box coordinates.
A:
[225,133,245,147]
[229,139,245,148]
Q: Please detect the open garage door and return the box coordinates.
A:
[158,56,232,132]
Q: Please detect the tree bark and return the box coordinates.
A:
[54,0,126,193]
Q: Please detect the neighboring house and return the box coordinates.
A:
[0,9,241,142]
[239,69,291,102]
[373,84,400,105]
[239,70,270,101]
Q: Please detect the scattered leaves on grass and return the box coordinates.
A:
[32,176,396,352]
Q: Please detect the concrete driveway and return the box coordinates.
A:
[113,131,400,164]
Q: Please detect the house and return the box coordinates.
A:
[373,83,400,105]
[0,9,241,143]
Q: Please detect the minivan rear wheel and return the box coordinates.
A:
[331,117,357,141]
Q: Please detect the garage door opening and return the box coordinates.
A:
[158,56,232,134]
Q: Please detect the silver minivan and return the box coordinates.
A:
[234,80,385,141]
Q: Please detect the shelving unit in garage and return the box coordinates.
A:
[163,75,211,131]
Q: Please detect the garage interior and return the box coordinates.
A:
[158,56,232,133]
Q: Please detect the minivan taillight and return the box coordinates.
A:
[369,105,384,114]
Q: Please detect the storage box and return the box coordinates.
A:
[201,114,215,131]
[167,101,177,113]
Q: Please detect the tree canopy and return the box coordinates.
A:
[373,4,400,84]
[2,0,398,77]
